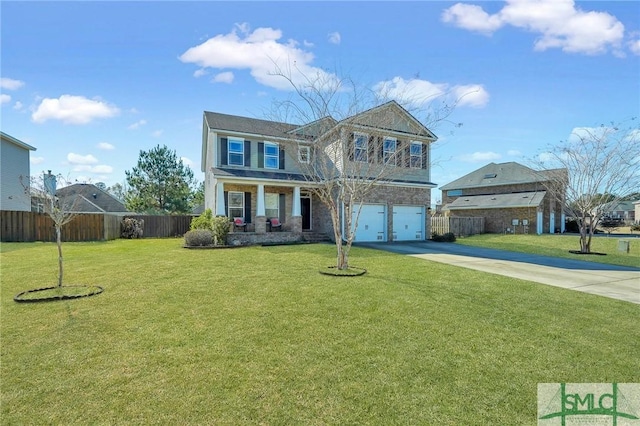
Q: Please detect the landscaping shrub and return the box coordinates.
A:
[190,208,214,231]
[211,216,230,245]
[184,229,213,246]
[121,218,144,239]
[631,223,640,232]
[431,232,456,242]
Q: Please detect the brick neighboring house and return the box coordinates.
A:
[202,101,438,243]
[440,162,566,234]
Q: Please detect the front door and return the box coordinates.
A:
[301,196,311,231]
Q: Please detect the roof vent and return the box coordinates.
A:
[483,173,497,179]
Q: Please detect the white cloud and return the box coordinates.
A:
[32,95,120,124]
[194,68,208,78]
[303,40,314,48]
[152,129,163,138]
[629,38,640,55]
[179,23,340,91]
[72,164,114,174]
[97,142,115,150]
[328,32,341,45]
[13,101,24,110]
[68,153,98,165]
[457,151,502,163]
[128,119,147,130]
[30,156,45,165]
[212,71,234,84]
[442,0,626,55]
[0,77,25,90]
[373,77,489,109]
[181,156,195,168]
[0,94,10,105]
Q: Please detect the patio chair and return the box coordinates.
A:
[268,217,282,232]
[233,217,247,232]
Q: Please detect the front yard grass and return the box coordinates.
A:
[456,233,640,268]
[1,239,638,424]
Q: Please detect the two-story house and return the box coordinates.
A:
[1,131,37,212]
[201,101,438,242]
[440,162,566,234]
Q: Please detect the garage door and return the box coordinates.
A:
[351,204,386,242]
[392,205,424,241]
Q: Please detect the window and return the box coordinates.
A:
[265,193,279,219]
[228,191,244,219]
[354,133,368,162]
[264,142,279,169]
[298,146,310,163]
[228,138,244,166]
[447,189,462,196]
[383,137,397,164]
[410,142,422,168]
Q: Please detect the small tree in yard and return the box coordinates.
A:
[269,68,456,270]
[534,119,640,253]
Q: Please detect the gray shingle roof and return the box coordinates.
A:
[204,112,299,139]
[443,191,546,210]
[56,183,128,213]
[440,162,549,190]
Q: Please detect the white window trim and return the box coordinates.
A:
[264,141,279,169]
[228,137,244,166]
[354,132,368,162]
[410,141,422,169]
[298,146,310,164]
[228,191,244,218]
[383,137,397,165]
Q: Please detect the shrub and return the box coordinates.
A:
[184,229,213,246]
[121,218,144,239]
[211,216,230,245]
[190,209,214,231]
[631,223,640,232]
[431,232,456,242]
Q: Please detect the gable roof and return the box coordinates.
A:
[443,191,546,210]
[204,111,299,140]
[56,183,128,213]
[440,162,551,191]
[1,131,37,151]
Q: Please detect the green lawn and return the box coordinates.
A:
[455,233,640,268]
[1,239,638,425]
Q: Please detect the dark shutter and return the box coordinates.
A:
[244,140,251,167]
[348,133,355,161]
[223,191,229,217]
[370,136,378,164]
[279,194,286,222]
[258,142,264,168]
[221,138,228,166]
[279,147,285,170]
[421,143,428,169]
[244,192,251,223]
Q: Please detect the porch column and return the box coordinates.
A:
[255,184,267,234]
[215,181,226,216]
[291,186,302,234]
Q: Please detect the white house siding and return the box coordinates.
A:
[1,136,35,211]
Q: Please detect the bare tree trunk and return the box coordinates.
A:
[56,224,63,287]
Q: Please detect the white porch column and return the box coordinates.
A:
[216,181,226,216]
[561,212,566,233]
[292,186,301,216]
[257,184,266,216]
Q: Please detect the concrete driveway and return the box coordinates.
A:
[356,241,640,305]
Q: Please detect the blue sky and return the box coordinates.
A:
[2,1,639,202]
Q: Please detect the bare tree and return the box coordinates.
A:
[533,119,640,253]
[22,171,80,287]
[268,68,448,269]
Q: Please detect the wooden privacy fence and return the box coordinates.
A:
[1,211,194,242]
[430,216,484,237]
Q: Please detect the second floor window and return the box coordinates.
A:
[383,137,397,164]
[298,146,310,163]
[264,142,279,169]
[354,133,368,162]
[410,142,422,168]
[228,138,244,166]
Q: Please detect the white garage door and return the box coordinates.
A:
[351,204,386,242]
[392,205,424,241]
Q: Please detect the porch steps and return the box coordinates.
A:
[302,232,331,243]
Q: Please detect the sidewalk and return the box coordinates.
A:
[357,241,640,305]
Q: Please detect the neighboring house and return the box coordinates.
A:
[55,183,129,213]
[440,162,566,234]
[1,132,37,212]
[597,200,636,223]
[201,101,437,242]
